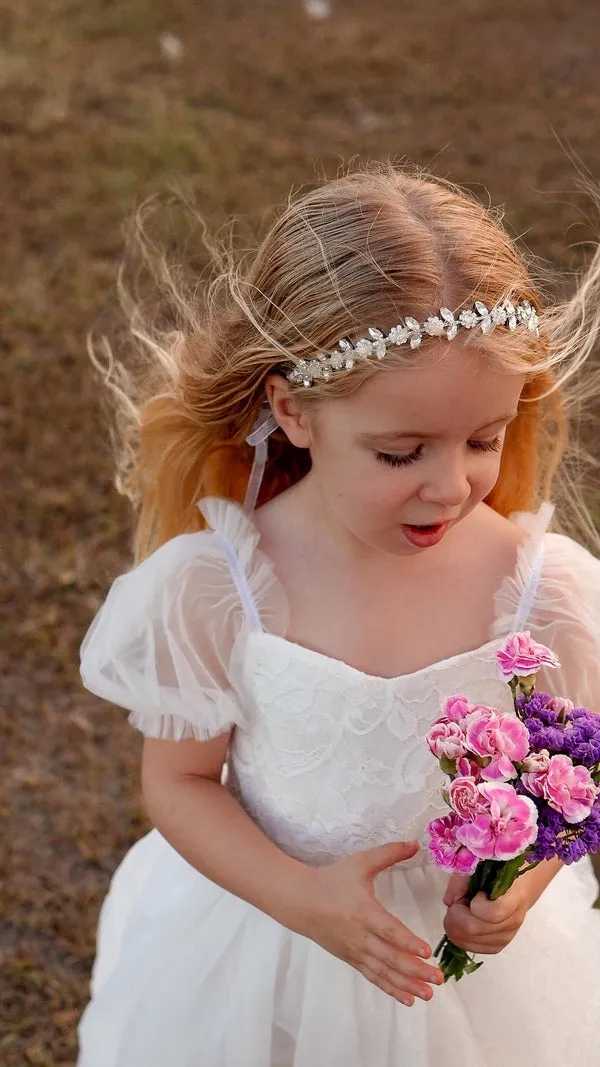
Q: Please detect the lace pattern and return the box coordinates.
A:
[228,631,516,866]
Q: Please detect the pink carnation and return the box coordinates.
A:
[497,631,560,681]
[546,696,575,718]
[441,695,471,725]
[427,813,479,875]
[465,706,530,781]
[426,720,467,761]
[521,749,551,774]
[522,753,599,824]
[456,782,538,861]
[448,776,488,822]
[456,755,484,780]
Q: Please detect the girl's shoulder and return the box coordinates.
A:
[493,503,600,709]
[80,497,288,741]
[492,500,600,618]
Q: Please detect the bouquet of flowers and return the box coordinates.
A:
[426,631,600,982]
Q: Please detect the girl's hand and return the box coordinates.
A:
[442,872,531,955]
[298,841,444,1007]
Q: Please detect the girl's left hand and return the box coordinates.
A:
[442,873,531,955]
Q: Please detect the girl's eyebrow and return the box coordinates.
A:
[359,413,518,443]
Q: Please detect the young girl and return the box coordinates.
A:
[77,164,600,1066]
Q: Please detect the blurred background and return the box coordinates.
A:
[3,0,600,1062]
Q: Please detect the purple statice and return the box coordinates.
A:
[525,797,600,864]
[516,692,600,769]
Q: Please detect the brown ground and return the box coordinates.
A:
[3,0,600,1062]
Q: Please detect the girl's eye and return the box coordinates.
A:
[375,446,423,468]
[469,436,503,453]
[374,436,503,468]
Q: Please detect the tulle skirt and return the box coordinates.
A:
[77,829,600,1067]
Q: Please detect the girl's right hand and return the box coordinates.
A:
[297,840,444,1007]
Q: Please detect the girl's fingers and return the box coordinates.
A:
[364,933,443,987]
[442,874,471,907]
[368,907,432,960]
[468,892,522,924]
[361,965,415,1006]
[444,902,519,939]
[362,957,434,1002]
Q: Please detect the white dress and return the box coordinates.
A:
[77,498,600,1067]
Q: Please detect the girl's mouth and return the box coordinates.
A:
[401,522,450,548]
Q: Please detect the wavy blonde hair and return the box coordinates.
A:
[91,162,600,562]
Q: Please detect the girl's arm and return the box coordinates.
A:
[141,734,316,931]
[141,735,444,1006]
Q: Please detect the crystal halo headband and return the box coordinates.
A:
[286,298,539,388]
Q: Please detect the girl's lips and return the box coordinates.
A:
[401,522,450,548]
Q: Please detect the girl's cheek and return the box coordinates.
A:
[476,460,503,499]
[370,472,416,512]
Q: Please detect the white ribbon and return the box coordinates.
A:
[243,408,278,512]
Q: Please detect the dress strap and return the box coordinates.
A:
[509,501,555,632]
[512,540,546,632]
[212,530,263,632]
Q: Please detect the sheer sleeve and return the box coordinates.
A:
[80,498,288,741]
[495,513,600,712]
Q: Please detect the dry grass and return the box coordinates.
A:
[3,0,600,1061]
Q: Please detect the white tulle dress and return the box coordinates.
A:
[77,498,600,1067]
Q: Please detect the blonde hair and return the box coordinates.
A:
[91,162,600,562]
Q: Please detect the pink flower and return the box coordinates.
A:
[427,813,479,875]
[441,695,471,725]
[465,706,530,781]
[523,754,599,824]
[448,776,488,822]
[456,782,538,861]
[546,696,575,718]
[521,748,551,774]
[456,755,484,780]
[497,631,561,681]
[426,720,467,761]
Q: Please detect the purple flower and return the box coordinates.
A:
[525,797,600,864]
[516,693,600,770]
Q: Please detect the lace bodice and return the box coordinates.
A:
[80,498,600,868]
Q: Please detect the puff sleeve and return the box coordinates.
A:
[80,498,288,741]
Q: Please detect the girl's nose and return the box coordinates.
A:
[419,456,471,509]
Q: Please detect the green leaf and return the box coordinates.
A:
[490,855,526,900]
[440,755,457,776]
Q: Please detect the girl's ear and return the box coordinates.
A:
[265,374,313,449]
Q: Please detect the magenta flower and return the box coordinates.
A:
[522,753,599,824]
[465,706,530,781]
[426,720,467,761]
[497,631,561,681]
[456,755,484,780]
[456,782,538,861]
[448,776,488,822]
[427,813,479,874]
[441,695,471,725]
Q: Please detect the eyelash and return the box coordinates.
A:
[375,437,503,469]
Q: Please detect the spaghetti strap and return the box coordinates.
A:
[512,538,547,632]
[493,501,555,637]
[212,529,264,632]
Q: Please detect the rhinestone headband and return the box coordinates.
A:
[286,298,539,388]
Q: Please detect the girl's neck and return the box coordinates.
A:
[257,471,479,575]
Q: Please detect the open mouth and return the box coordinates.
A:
[401,522,450,547]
